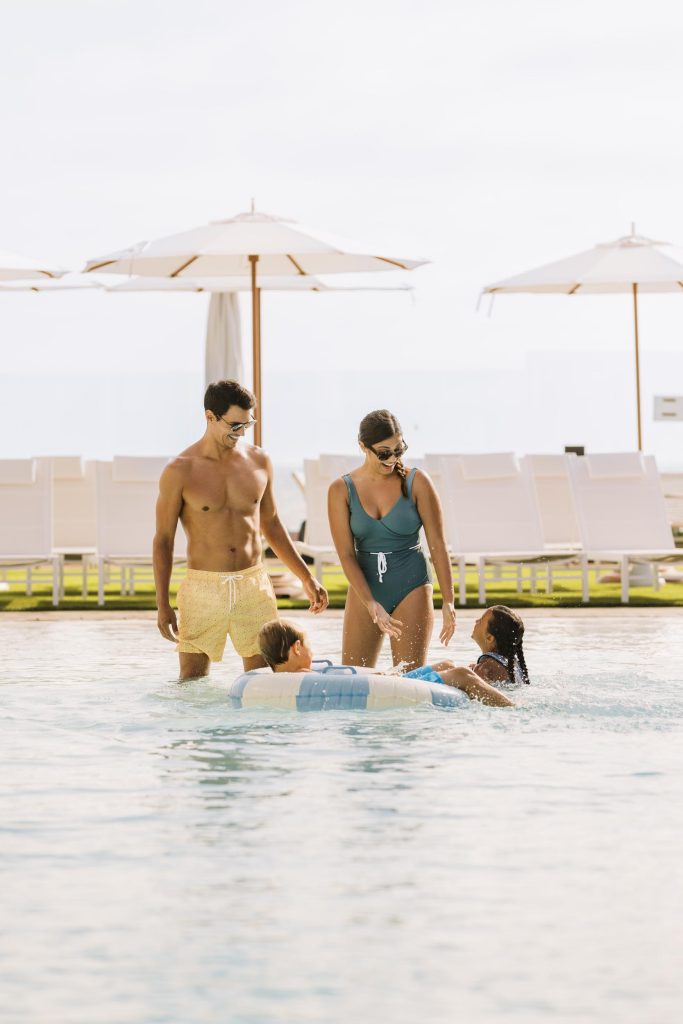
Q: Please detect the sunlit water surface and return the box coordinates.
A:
[1,612,682,1024]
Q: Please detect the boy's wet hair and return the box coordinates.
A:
[258,619,305,670]
[487,605,530,684]
[204,379,255,418]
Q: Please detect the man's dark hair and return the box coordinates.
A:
[204,380,256,418]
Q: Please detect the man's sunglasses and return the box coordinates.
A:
[371,442,408,462]
[219,415,257,434]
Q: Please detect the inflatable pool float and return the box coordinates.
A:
[228,661,468,711]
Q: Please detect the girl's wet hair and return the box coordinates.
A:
[258,619,305,670]
[358,409,408,497]
[487,605,530,684]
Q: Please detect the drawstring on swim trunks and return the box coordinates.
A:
[368,543,422,584]
[220,574,244,610]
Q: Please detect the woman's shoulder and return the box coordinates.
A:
[328,475,352,499]
[409,466,435,493]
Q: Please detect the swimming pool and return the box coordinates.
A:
[2,611,682,1023]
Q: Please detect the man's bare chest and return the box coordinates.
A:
[183,464,267,515]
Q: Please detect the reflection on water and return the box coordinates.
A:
[1,613,683,1023]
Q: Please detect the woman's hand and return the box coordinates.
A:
[367,601,403,639]
[439,602,456,646]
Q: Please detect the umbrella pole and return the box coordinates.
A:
[249,255,262,447]
[632,282,642,451]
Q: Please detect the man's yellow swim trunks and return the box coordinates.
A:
[176,564,278,661]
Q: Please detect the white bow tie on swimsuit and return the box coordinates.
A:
[370,551,391,583]
[368,543,422,584]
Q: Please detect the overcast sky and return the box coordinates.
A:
[2,0,683,465]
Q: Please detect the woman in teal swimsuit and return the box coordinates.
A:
[328,409,456,670]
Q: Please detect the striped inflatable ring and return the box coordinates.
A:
[228,662,469,711]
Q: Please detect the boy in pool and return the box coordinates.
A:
[470,605,529,686]
[257,620,514,708]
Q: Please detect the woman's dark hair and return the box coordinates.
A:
[204,379,255,418]
[258,619,305,670]
[487,605,529,684]
[358,409,408,497]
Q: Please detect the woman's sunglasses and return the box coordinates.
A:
[370,442,408,462]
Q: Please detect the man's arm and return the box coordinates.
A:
[153,462,184,641]
[259,454,328,613]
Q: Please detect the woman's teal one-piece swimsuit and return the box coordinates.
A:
[343,468,432,614]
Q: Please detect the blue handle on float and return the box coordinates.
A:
[315,663,358,675]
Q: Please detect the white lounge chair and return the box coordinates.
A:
[94,456,187,605]
[567,452,683,603]
[50,456,98,552]
[661,472,683,535]
[295,459,342,582]
[317,453,363,479]
[522,454,582,549]
[42,456,98,598]
[0,458,59,605]
[425,452,579,605]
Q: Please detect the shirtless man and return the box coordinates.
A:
[153,379,328,680]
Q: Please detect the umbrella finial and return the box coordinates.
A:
[631,221,636,237]
[250,197,255,214]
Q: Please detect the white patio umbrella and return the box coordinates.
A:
[109,274,413,391]
[0,272,103,291]
[84,205,427,445]
[0,249,67,281]
[482,226,683,450]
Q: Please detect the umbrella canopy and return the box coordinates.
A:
[107,274,413,293]
[482,227,683,449]
[0,272,103,291]
[84,205,427,444]
[0,249,67,281]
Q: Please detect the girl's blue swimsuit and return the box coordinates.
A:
[477,651,524,685]
[343,468,432,614]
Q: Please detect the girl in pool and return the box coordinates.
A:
[471,605,529,686]
[328,409,456,671]
[257,619,514,707]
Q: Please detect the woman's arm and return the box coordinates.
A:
[327,478,403,639]
[412,470,456,645]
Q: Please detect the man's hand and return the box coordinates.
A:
[303,575,328,614]
[157,605,179,642]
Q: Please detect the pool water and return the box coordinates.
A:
[1,611,682,1024]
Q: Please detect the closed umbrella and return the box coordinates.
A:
[482,226,683,449]
[84,204,426,445]
[205,292,243,387]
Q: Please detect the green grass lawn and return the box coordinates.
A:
[1,562,682,611]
